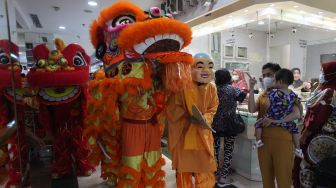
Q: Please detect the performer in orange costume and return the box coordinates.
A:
[86,1,193,187]
[166,53,219,188]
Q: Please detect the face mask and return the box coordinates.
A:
[232,75,239,81]
[263,77,274,89]
[319,73,325,84]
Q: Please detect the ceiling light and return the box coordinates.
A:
[258,20,265,25]
[88,1,98,7]
[244,10,249,12]
[319,12,323,14]
[293,5,299,8]
[58,26,66,30]
[261,8,278,16]
[203,0,212,7]
[18,52,23,55]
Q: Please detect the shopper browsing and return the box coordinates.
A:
[254,69,303,158]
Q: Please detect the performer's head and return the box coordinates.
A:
[320,61,336,90]
[191,53,214,84]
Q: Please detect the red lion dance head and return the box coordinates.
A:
[27,38,90,105]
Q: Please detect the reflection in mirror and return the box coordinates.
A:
[0,0,30,187]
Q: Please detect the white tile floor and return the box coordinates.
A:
[78,155,262,188]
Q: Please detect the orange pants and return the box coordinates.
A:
[258,127,293,188]
[176,172,215,188]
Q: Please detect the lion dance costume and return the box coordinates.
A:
[0,39,30,188]
[26,39,94,179]
[85,1,193,187]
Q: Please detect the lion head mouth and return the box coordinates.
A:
[118,18,192,59]
[132,35,183,55]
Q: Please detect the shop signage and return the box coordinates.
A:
[299,39,307,48]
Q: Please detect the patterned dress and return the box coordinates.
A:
[255,89,299,134]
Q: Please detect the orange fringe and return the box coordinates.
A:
[141,170,165,186]
[90,1,147,47]
[118,18,192,51]
[140,158,165,173]
[163,62,192,93]
[144,52,193,65]
[140,158,166,187]
[153,181,165,188]
[119,165,141,180]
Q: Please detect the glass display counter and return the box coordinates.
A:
[231,104,261,181]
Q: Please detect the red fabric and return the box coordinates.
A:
[232,69,249,92]
[32,44,49,61]
[321,61,336,90]
[62,44,91,66]
[27,69,89,87]
[0,40,18,56]
[292,88,334,188]
[0,69,21,88]
[5,169,20,188]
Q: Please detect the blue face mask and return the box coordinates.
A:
[319,73,326,84]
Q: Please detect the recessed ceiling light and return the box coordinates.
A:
[293,5,299,8]
[58,26,66,30]
[88,1,98,7]
[258,20,265,25]
[244,10,249,12]
[319,12,323,14]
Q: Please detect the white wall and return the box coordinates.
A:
[270,27,336,80]
[306,42,336,80]
[188,28,267,77]
[0,0,17,43]
[221,29,267,78]
[186,34,210,56]
[270,44,290,69]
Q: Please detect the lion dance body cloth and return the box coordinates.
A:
[85,2,193,187]
[0,39,31,188]
[27,39,94,179]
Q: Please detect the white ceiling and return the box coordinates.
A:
[14,0,161,52]
[192,1,336,37]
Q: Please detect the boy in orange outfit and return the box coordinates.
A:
[166,53,219,187]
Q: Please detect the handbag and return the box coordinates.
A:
[214,111,246,137]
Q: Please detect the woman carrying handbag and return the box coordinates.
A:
[212,69,247,187]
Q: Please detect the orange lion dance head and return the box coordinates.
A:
[90,1,193,92]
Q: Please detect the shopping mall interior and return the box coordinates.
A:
[0,0,336,187]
